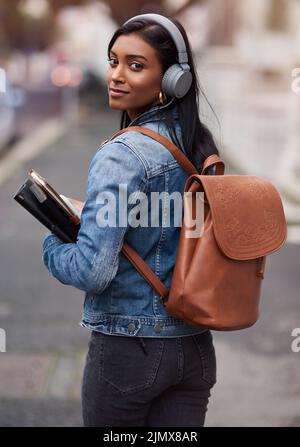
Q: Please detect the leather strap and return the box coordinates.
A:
[201,154,225,175]
[122,242,169,298]
[105,126,224,300]
[108,126,199,176]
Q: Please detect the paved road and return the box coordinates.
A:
[0,106,299,426]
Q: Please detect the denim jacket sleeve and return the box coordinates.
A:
[42,140,147,293]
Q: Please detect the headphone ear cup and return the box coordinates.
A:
[162,64,192,98]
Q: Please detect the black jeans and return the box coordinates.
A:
[81,330,217,427]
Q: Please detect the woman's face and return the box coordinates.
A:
[106,33,164,120]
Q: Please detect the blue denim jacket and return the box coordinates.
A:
[42,101,207,338]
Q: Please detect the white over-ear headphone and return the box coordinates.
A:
[123,13,193,99]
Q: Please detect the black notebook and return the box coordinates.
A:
[13,170,81,243]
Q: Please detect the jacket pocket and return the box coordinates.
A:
[192,330,217,386]
[101,334,164,395]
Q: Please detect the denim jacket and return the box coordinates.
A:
[42,101,207,338]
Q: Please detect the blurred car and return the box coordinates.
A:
[0,79,26,151]
[0,90,16,151]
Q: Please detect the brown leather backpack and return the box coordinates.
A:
[106,126,287,331]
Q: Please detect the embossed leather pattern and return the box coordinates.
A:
[188,175,287,260]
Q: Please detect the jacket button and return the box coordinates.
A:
[127,323,136,333]
[153,323,162,333]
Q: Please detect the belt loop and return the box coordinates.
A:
[138,337,148,355]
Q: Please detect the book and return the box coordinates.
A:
[13,169,82,243]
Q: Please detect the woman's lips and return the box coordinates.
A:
[109,89,129,98]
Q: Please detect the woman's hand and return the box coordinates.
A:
[68,197,85,214]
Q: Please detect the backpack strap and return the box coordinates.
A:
[122,242,169,299]
[104,126,224,302]
[108,126,198,175]
[201,154,225,175]
[109,126,225,175]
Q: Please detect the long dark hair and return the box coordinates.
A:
[107,16,219,171]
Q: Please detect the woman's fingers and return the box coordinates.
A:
[69,198,84,212]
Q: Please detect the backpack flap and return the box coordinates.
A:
[186,175,287,260]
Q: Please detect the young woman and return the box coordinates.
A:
[42,13,219,427]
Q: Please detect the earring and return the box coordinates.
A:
[159,91,167,105]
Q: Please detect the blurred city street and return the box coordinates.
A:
[0,0,300,428]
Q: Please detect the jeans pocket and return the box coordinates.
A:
[192,331,217,387]
[101,334,164,395]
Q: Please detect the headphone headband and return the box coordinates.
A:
[123,13,189,66]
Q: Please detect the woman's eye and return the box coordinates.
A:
[131,62,143,70]
[107,58,117,65]
[107,58,143,70]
